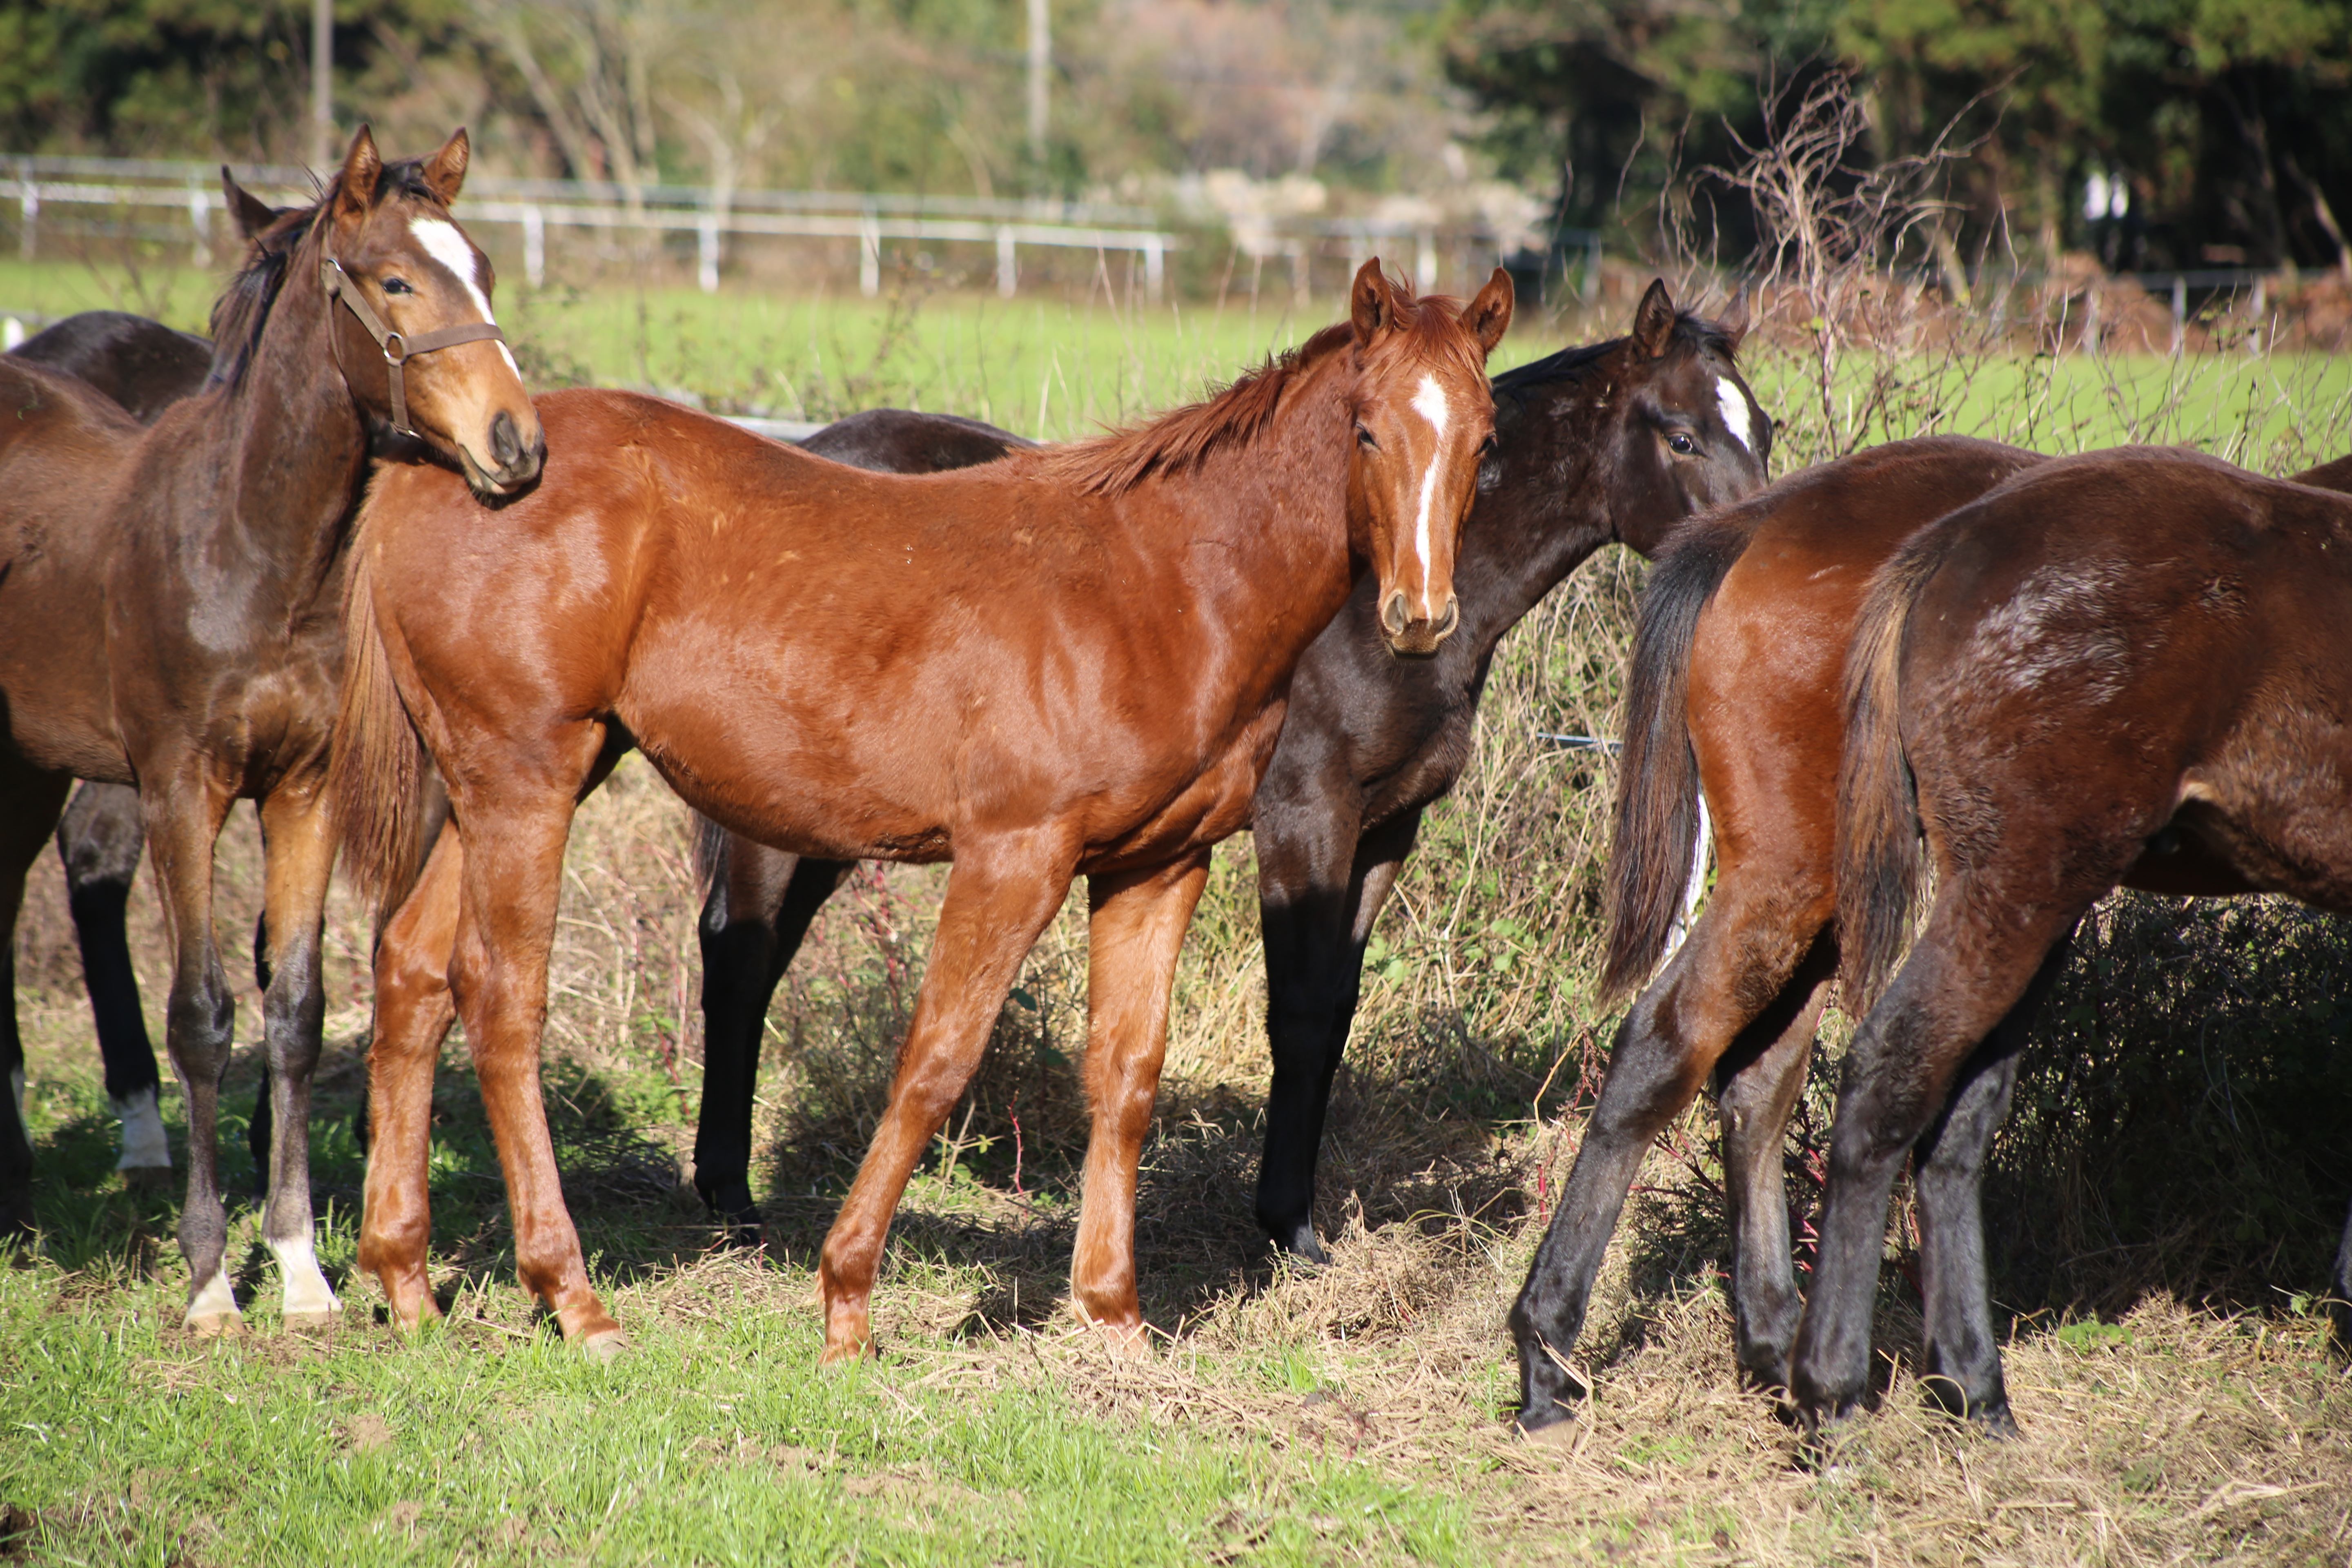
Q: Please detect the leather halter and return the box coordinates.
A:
[319,255,509,436]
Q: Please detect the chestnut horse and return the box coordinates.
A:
[0,129,540,1339]
[1802,448,2352,1436]
[332,263,1514,1356]
[1508,438,2352,1434]
[683,283,1770,1252]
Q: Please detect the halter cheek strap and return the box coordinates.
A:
[319,255,510,437]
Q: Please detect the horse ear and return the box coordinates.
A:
[1717,289,1751,352]
[1351,258,1397,346]
[220,169,276,241]
[1465,267,1514,357]
[1630,278,1677,359]
[421,128,470,206]
[333,125,383,223]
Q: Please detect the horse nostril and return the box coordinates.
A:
[1438,594,1460,641]
[1381,590,1409,638]
[490,410,521,469]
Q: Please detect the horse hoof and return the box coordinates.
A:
[581,1327,629,1363]
[820,1329,876,1366]
[119,1165,174,1194]
[1515,1408,1578,1446]
[187,1310,246,1339]
[1091,1318,1151,1360]
[1263,1220,1329,1266]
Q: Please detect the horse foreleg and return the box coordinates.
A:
[692,832,850,1240]
[358,828,463,1331]
[253,783,338,1325]
[1907,924,2074,1435]
[141,767,239,1330]
[0,763,73,1243]
[1790,891,2089,1438]
[57,781,170,1178]
[1072,849,1214,1348]
[817,834,1076,1363]
[1254,790,1367,1262]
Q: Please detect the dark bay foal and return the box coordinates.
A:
[680,282,1769,1253]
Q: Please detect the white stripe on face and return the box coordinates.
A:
[1715,376,1752,454]
[409,216,521,373]
[1409,374,1453,580]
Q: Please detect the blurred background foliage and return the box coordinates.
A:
[2,0,2349,275]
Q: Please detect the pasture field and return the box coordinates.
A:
[5,261,2352,1564]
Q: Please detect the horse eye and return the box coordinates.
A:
[382,277,415,296]
[1356,426,1378,450]
[1667,432,1696,455]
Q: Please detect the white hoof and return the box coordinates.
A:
[186,1265,243,1333]
[271,1233,343,1322]
[112,1088,173,1173]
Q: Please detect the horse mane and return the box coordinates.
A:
[1494,312,1740,407]
[1035,290,1486,496]
[205,156,450,391]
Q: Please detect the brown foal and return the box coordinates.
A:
[333,262,1513,1356]
[0,129,537,1328]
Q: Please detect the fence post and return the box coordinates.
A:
[1144,236,1165,305]
[1582,236,1601,303]
[2171,274,2186,355]
[2,317,23,351]
[189,187,211,266]
[1415,230,1437,293]
[18,165,34,261]
[860,207,881,298]
[2251,276,2266,352]
[997,227,1017,298]
[523,207,546,288]
[697,214,720,293]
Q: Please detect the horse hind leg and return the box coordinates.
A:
[1,764,74,1243]
[1071,849,1214,1347]
[1909,924,2078,1435]
[817,831,1077,1362]
[692,832,849,1243]
[357,826,463,1332]
[57,781,171,1180]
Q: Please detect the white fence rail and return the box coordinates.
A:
[1,156,1185,301]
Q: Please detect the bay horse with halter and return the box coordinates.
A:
[680,283,1770,1258]
[332,262,1514,1356]
[1508,437,2352,1435]
[0,129,539,1339]
[1802,447,2352,1438]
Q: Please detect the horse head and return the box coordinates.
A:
[1344,259,1513,656]
[1598,280,1768,553]
[302,126,544,500]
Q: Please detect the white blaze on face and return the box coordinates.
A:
[1408,373,1454,581]
[409,215,521,374]
[1715,376,1753,455]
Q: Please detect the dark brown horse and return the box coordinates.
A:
[1798,448,2352,1437]
[8,312,218,1178]
[682,284,1770,1252]
[1508,438,2352,1434]
[332,263,1513,1357]
[0,129,540,1339]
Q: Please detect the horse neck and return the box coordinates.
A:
[205,258,370,577]
[1446,384,1616,655]
[1141,353,1363,648]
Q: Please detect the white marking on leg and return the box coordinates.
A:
[187,1264,241,1327]
[112,1087,172,1172]
[1715,376,1752,454]
[409,216,521,374]
[1408,373,1454,585]
[272,1231,342,1321]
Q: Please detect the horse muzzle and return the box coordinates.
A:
[1380,588,1460,657]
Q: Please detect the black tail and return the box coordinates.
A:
[1599,518,1757,1003]
[1832,539,1949,1012]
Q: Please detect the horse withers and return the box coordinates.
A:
[0,127,537,1338]
[332,262,1513,1358]
[1803,448,2352,1439]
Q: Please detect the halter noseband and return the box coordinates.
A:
[319,255,510,437]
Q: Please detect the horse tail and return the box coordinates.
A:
[1833,539,1947,1013]
[330,537,429,920]
[690,812,729,913]
[1598,519,1753,1004]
